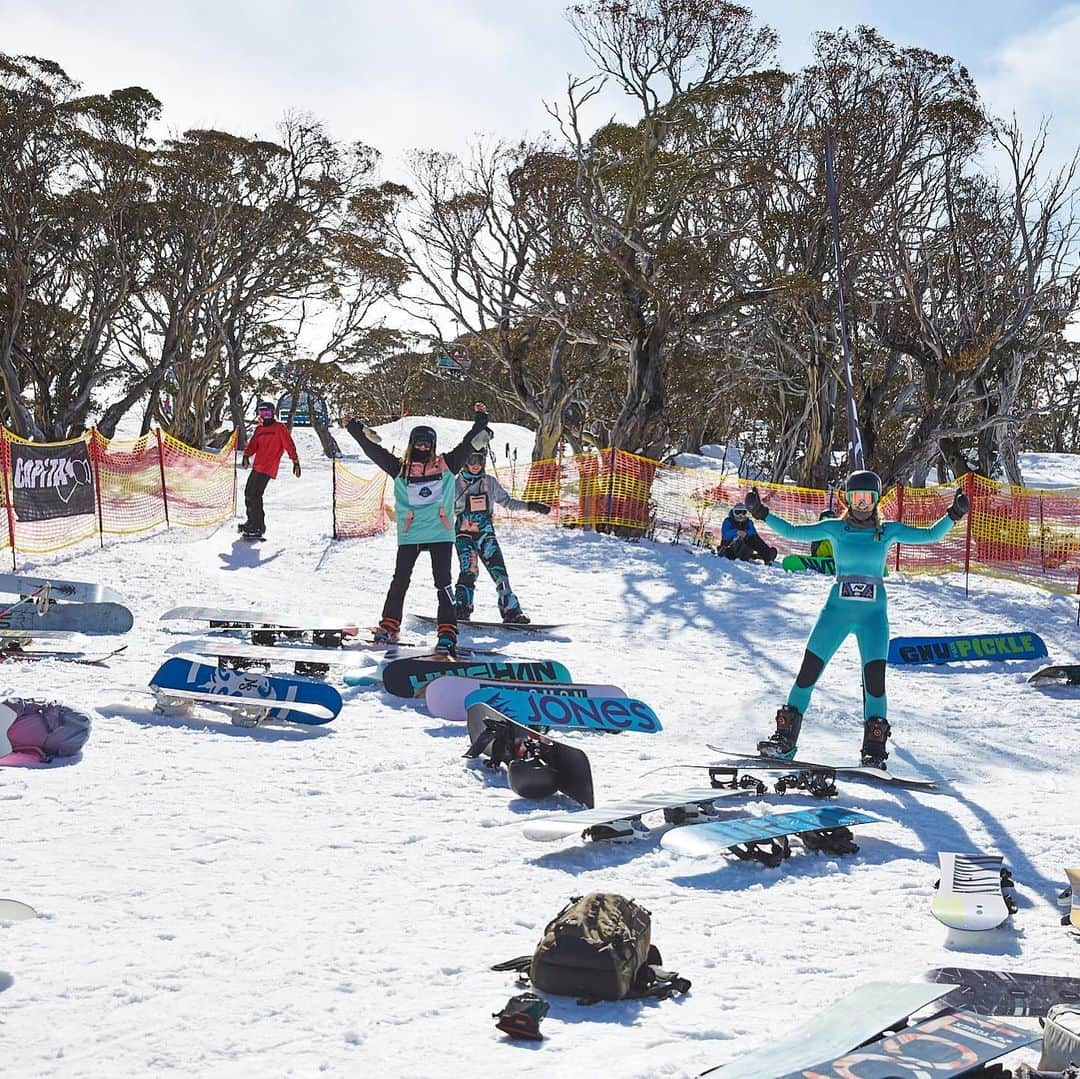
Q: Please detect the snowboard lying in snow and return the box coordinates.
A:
[0,899,38,921]
[790,1009,1037,1077]
[465,700,594,808]
[888,631,1047,665]
[426,676,624,723]
[0,602,133,634]
[662,806,881,866]
[149,658,341,726]
[412,613,568,633]
[705,746,937,790]
[781,554,835,575]
[1029,664,1080,686]
[0,574,122,605]
[931,852,1016,932]
[699,980,956,1077]
[925,966,1080,1017]
[382,656,572,699]
[465,686,661,734]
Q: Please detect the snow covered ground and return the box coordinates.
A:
[0,425,1077,1077]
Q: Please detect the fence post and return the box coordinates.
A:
[1,434,15,571]
[962,472,974,598]
[90,430,105,549]
[332,459,338,540]
[154,428,171,529]
[894,484,904,573]
[603,448,617,531]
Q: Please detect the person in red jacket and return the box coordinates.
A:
[238,400,301,538]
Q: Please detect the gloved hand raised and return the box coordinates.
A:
[292,461,302,478]
[527,501,551,515]
[947,488,969,522]
[744,488,769,521]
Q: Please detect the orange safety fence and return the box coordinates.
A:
[0,427,237,564]
[332,448,1080,598]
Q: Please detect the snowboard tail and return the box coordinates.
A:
[931,853,1015,932]
[1029,664,1080,686]
[925,967,1080,1017]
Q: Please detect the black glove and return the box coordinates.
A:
[527,501,551,515]
[744,488,769,521]
[947,489,969,522]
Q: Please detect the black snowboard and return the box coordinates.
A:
[793,1008,1037,1077]
[926,967,1080,1017]
[382,656,571,699]
[1029,664,1080,686]
[465,700,594,808]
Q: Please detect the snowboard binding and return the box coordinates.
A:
[774,768,838,799]
[860,717,891,769]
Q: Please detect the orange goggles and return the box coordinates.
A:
[846,489,879,512]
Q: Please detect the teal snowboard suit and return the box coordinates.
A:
[766,512,956,720]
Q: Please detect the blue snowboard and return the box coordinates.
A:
[888,632,1047,666]
[149,658,342,725]
[465,687,661,734]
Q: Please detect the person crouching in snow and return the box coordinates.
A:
[342,404,492,657]
[238,400,301,538]
[454,448,550,624]
[719,502,777,564]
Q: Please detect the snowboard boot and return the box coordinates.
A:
[757,705,802,760]
[764,546,778,565]
[501,608,531,625]
[455,603,473,621]
[860,717,892,769]
[371,618,400,645]
[434,623,458,658]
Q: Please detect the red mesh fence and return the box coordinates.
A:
[0,427,237,565]
[332,447,1080,598]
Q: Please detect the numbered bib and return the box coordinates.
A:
[840,580,877,602]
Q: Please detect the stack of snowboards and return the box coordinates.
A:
[661,806,880,867]
[148,658,342,727]
[426,676,625,723]
[160,606,368,647]
[412,613,568,634]
[931,852,1017,932]
[925,967,1080,1017]
[522,771,767,844]
[464,699,594,808]
[0,630,126,667]
[464,686,661,734]
[0,573,132,635]
[781,554,836,575]
[1030,664,1080,686]
[1065,868,1080,930]
[782,1010,1037,1077]
[699,981,956,1077]
[888,631,1047,666]
[0,899,37,921]
[381,656,572,699]
[706,746,937,791]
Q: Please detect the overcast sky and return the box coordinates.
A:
[3,0,1080,178]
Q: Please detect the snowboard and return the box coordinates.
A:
[661,806,880,866]
[148,658,341,726]
[699,981,956,1078]
[0,644,127,666]
[931,852,1015,932]
[0,899,37,921]
[790,1009,1037,1077]
[464,700,594,808]
[888,631,1047,665]
[464,686,661,734]
[522,777,766,843]
[1029,664,1080,686]
[160,607,361,634]
[781,554,835,575]
[413,613,567,633]
[705,746,937,790]
[427,677,625,723]
[1067,867,1080,930]
[0,601,133,634]
[382,656,572,699]
[0,573,122,605]
[925,967,1080,1017]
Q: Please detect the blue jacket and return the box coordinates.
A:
[721,514,758,545]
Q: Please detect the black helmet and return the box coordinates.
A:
[408,424,437,463]
[507,757,560,800]
[845,470,881,496]
[256,400,276,418]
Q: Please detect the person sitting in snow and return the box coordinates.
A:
[719,502,777,564]
[454,447,550,624]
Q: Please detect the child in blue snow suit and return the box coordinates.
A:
[719,502,777,564]
[454,449,550,624]
[745,470,968,768]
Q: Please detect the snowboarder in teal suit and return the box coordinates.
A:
[745,470,969,767]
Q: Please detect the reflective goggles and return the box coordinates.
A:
[845,489,879,512]
[732,509,749,519]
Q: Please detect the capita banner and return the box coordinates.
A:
[9,440,96,522]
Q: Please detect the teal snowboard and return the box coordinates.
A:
[464,686,661,733]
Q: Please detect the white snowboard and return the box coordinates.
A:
[160,607,361,630]
[931,852,1013,931]
[150,686,335,724]
[0,899,37,921]
[427,676,625,723]
[0,574,122,605]
[522,786,750,843]
[166,639,374,667]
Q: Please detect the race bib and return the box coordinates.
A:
[468,493,490,514]
[840,580,877,602]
